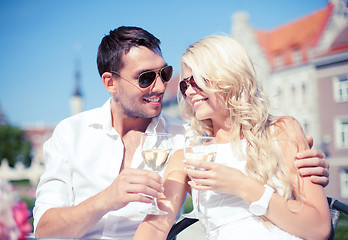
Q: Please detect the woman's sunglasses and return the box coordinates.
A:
[111,65,173,88]
[179,76,203,97]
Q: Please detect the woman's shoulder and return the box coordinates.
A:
[272,116,308,149]
[273,116,303,135]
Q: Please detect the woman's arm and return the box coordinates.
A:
[265,117,331,239]
[184,117,331,240]
[134,150,189,240]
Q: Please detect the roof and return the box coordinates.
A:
[325,23,348,54]
[255,3,333,69]
[24,125,55,149]
[313,23,348,65]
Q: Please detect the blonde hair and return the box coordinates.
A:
[179,35,299,203]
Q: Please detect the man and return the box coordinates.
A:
[33,26,329,239]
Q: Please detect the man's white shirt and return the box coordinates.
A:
[33,98,187,239]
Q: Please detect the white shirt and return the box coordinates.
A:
[33,98,186,239]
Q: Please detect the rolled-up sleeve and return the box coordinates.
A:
[33,122,74,231]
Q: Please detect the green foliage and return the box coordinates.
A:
[0,124,32,167]
[334,214,348,240]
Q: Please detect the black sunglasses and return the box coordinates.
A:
[111,65,173,88]
[179,76,203,97]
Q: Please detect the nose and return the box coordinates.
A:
[151,73,166,92]
[185,83,197,97]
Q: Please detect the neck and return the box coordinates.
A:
[212,118,240,143]
[110,101,152,137]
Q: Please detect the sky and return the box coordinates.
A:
[0,0,329,127]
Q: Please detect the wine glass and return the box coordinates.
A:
[140,132,173,215]
[182,136,217,219]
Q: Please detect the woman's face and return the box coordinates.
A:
[182,65,227,122]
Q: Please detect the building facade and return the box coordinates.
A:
[231,0,348,203]
[314,24,348,200]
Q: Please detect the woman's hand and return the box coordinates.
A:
[183,159,247,196]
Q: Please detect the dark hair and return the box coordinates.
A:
[96,26,161,76]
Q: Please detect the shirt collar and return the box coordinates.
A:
[145,113,167,134]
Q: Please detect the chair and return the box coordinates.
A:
[167,197,348,240]
[166,217,199,240]
[327,197,348,240]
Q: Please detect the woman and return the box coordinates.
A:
[134,35,331,240]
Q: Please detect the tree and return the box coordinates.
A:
[0,124,32,168]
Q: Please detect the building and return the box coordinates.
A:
[0,57,84,186]
[70,58,84,116]
[314,24,348,200]
[231,0,348,203]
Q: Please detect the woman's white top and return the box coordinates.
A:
[191,142,302,240]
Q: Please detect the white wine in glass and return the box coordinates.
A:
[183,136,217,219]
[140,133,173,215]
[142,149,171,172]
[184,152,216,171]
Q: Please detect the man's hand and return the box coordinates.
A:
[101,168,164,211]
[295,136,329,187]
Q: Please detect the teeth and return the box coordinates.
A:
[193,99,205,106]
[145,97,160,102]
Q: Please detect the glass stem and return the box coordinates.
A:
[196,190,201,213]
[152,197,159,209]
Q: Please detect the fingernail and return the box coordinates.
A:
[157,192,162,198]
[161,186,165,192]
[298,169,303,177]
[296,153,303,158]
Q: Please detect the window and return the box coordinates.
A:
[333,75,348,102]
[291,85,296,105]
[274,87,282,111]
[340,169,348,198]
[292,49,302,65]
[301,82,307,104]
[303,121,309,135]
[274,54,284,69]
[335,117,348,149]
[276,87,282,97]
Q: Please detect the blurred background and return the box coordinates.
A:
[0,0,347,238]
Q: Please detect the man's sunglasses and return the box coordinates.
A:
[179,76,203,97]
[111,65,173,88]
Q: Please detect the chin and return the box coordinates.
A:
[194,109,209,119]
[147,108,162,118]
[195,114,210,121]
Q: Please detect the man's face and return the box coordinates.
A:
[113,46,168,119]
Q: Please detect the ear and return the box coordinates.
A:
[102,72,117,94]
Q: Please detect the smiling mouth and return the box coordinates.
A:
[143,96,162,103]
[192,98,208,107]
